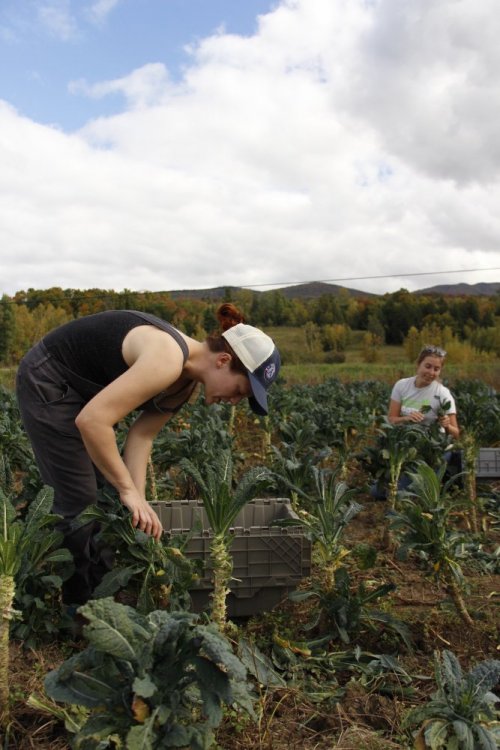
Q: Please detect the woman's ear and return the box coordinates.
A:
[216,352,232,368]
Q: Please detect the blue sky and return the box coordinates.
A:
[1,0,499,297]
[1,0,275,130]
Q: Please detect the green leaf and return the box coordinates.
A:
[198,626,246,682]
[0,489,17,535]
[23,486,55,535]
[126,713,158,750]
[238,637,287,688]
[73,713,122,745]
[42,548,74,564]
[93,566,143,598]
[442,650,463,688]
[469,659,500,695]
[45,660,120,708]
[452,719,473,748]
[132,675,157,699]
[424,719,449,749]
[79,598,151,663]
[288,589,317,603]
[193,655,232,704]
[474,724,500,750]
[159,723,192,747]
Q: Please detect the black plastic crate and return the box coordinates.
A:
[151,498,311,617]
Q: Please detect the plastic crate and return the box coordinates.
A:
[151,498,311,617]
[475,448,500,479]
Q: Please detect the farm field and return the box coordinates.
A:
[8,498,500,750]
[1,371,500,750]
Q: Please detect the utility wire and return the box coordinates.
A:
[2,266,498,305]
[243,267,500,289]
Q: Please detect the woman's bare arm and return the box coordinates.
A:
[74,333,185,539]
[123,410,173,497]
[387,399,424,425]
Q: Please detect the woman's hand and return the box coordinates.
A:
[406,411,424,423]
[438,413,460,438]
[120,488,163,541]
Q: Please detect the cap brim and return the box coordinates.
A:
[248,371,268,416]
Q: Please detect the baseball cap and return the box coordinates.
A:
[222,323,281,415]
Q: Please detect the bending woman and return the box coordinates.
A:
[16,303,280,606]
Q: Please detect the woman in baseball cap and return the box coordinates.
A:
[206,303,281,416]
[16,300,280,609]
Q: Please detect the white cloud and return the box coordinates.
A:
[37,0,78,41]
[1,0,500,297]
[342,0,500,184]
[69,64,173,109]
[85,0,122,26]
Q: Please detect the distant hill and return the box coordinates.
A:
[166,280,500,301]
[168,286,243,301]
[271,281,376,299]
[414,281,500,296]
[167,281,375,300]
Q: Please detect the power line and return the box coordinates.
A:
[2,266,498,305]
[243,267,500,289]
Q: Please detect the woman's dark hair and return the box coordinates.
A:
[206,303,247,374]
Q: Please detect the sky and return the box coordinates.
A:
[1,0,500,298]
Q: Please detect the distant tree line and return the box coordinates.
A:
[0,285,499,365]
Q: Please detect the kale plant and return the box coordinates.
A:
[45,598,255,749]
[406,650,500,749]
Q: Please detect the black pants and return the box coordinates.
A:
[16,341,113,605]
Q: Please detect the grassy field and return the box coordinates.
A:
[282,358,500,388]
[268,327,500,388]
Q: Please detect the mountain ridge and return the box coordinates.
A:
[167,280,500,300]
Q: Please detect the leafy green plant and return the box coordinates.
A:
[269,440,330,511]
[271,464,410,649]
[179,450,272,629]
[0,486,72,726]
[384,420,432,507]
[420,396,452,422]
[406,650,500,749]
[310,383,380,480]
[275,410,322,455]
[0,385,41,502]
[0,492,15,728]
[290,565,411,649]
[270,624,414,700]
[44,597,256,750]
[358,417,450,506]
[151,400,241,500]
[389,463,474,625]
[272,466,362,590]
[270,380,389,480]
[454,381,500,533]
[75,488,198,613]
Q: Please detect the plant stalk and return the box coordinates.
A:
[461,437,478,533]
[209,533,233,630]
[445,572,474,627]
[0,574,15,727]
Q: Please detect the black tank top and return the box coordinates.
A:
[42,310,196,413]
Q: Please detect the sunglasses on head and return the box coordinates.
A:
[421,345,446,357]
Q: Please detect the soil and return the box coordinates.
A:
[3,482,499,750]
